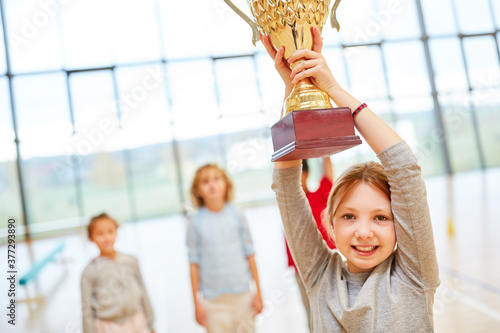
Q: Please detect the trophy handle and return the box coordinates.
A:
[223,0,260,46]
[330,0,342,32]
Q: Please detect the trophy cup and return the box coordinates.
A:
[224,0,362,161]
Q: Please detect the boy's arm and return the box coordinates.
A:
[189,263,206,327]
[247,255,263,315]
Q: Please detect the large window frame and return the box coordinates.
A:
[0,0,499,241]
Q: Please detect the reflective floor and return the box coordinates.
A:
[1,167,499,333]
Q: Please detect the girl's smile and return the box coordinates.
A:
[351,245,379,256]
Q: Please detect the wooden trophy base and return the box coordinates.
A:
[271,107,362,162]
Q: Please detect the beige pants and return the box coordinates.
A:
[95,311,149,333]
[202,291,254,333]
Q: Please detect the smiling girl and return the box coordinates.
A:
[264,27,440,332]
[81,213,155,333]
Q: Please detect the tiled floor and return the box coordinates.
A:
[1,168,499,333]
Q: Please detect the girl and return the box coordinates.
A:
[81,213,155,333]
[187,164,263,333]
[262,27,439,332]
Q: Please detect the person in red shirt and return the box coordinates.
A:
[285,157,335,330]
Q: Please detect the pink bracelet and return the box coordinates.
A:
[352,103,367,118]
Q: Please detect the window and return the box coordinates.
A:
[167,60,219,140]
[116,65,172,146]
[69,71,131,222]
[381,0,420,40]
[60,0,113,69]
[336,0,384,44]
[0,5,6,75]
[462,37,500,90]
[429,38,468,93]
[4,0,63,73]
[158,0,255,59]
[116,65,180,218]
[0,77,13,143]
[454,0,495,34]
[0,143,23,238]
[205,0,257,58]
[344,46,387,100]
[127,142,180,218]
[439,93,483,172]
[421,0,458,37]
[215,57,260,117]
[494,1,500,29]
[383,41,431,98]
[255,53,286,122]
[13,72,72,142]
[474,88,500,168]
[223,127,274,203]
[0,78,22,238]
[393,96,447,176]
[2,0,500,241]
[108,0,162,64]
[12,73,79,226]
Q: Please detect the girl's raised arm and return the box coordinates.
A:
[285,27,402,154]
[266,27,438,290]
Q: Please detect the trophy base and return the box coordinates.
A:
[271,107,362,162]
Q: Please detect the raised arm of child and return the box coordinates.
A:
[265,27,439,289]
[263,29,342,287]
[262,27,402,167]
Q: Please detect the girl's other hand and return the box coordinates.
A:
[288,26,340,95]
[251,292,264,317]
[195,301,207,327]
[260,32,294,93]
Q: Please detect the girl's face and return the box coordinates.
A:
[332,181,396,273]
[90,218,117,254]
[197,168,227,204]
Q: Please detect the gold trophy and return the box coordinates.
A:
[224,0,361,161]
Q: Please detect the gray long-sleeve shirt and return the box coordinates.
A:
[272,141,439,332]
[81,252,155,333]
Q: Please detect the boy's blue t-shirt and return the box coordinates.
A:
[186,204,255,299]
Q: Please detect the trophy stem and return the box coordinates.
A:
[283,78,333,117]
